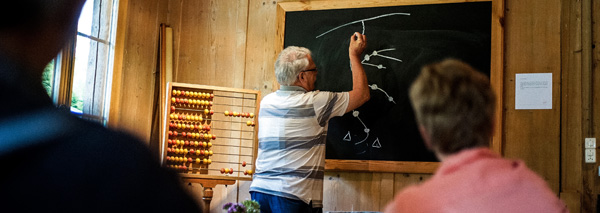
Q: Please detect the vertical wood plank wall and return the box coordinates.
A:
[503,0,562,192]
[110,0,167,141]
[592,1,600,211]
[111,0,598,211]
[561,0,584,211]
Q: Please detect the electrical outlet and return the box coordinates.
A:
[585,148,596,163]
[585,138,596,149]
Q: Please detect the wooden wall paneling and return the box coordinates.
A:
[593,0,600,203]
[157,0,169,32]
[167,0,183,80]
[391,173,431,193]
[245,0,282,95]
[172,0,207,83]
[239,0,286,207]
[490,0,505,154]
[322,172,429,211]
[389,173,431,208]
[560,0,583,211]
[237,180,252,205]
[175,0,248,89]
[323,172,377,211]
[581,0,596,211]
[204,183,238,212]
[378,173,396,208]
[108,0,128,129]
[355,173,383,211]
[323,173,346,211]
[503,0,561,193]
[111,0,166,142]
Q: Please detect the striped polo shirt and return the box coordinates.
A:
[249,85,349,208]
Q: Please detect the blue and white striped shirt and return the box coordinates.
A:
[249,86,349,208]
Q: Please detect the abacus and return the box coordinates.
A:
[161,82,259,181]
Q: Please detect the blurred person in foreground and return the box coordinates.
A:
[250,32,370,213]
[0,1,201,212]
[384,59,567,213]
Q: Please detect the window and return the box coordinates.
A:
[42,0,119,125]
[42,59,56,97]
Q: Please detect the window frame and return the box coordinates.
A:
[48,0,120,125]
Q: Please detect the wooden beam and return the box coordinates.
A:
[560,0,583,211]
[581,0,595,211]
[325,160,439,173]
[108,0,129,129]
[278,0,490,11]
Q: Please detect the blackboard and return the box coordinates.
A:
[276,0,504,173]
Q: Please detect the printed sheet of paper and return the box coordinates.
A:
[515,73,552,109]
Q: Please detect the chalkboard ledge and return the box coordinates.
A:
[325,159,440,173]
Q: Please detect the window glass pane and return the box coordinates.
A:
[77,0,94,35]
[71,35,91,115]
[72,34,110,122]
[77,0,114,42]
[69,0,117,124]
[96,0,115,41]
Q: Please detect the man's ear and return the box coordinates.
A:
[298,72,305,80]
[418,125,433,150]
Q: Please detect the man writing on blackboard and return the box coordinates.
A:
[384,59,567,213]
[250,32,370,213]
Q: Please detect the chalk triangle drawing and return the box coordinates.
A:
[343,131,352,141]
[372,138,381,148]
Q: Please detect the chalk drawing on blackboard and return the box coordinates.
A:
[372,138,381,148]
[315,12,411,38]
[362,48,403,69]
[369,84,397,104]
[285,1,493,162]
[361,21,365,34]
[352,110,371,146]
[343,132,352,141]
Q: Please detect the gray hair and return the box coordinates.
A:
[409,59,495,155]
[275,46,312,86]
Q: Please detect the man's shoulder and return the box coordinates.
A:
[1,108,149,159]
[384,184,431,212]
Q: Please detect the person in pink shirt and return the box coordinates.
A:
[384,59,568,213]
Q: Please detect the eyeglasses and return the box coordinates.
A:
[301,68,317,73]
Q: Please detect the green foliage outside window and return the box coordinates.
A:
[71,92,84,112]
[40,59,83,112]
[42,60,55,97]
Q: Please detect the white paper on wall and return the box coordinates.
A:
[515,73,552,110]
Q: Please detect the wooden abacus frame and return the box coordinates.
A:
[160,82,260,181]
